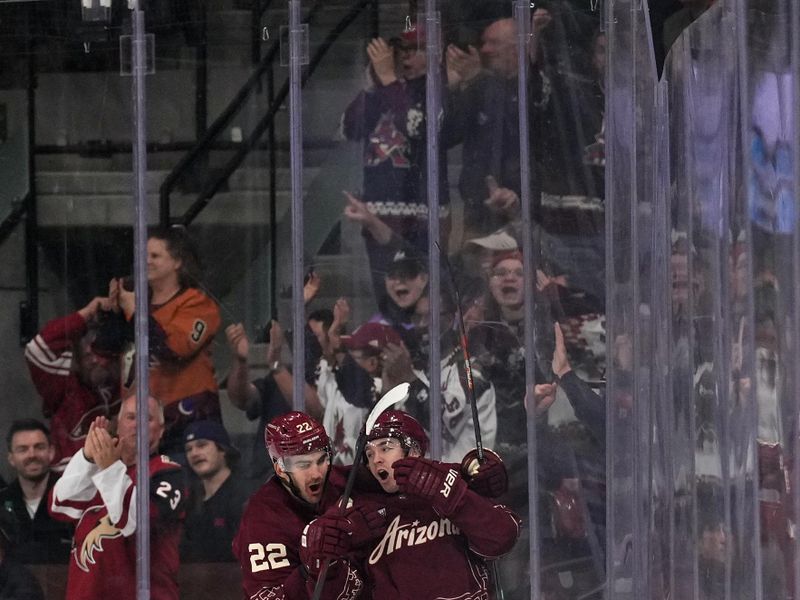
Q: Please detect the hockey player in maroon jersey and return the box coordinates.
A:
[233,412,371,600]
[50,394,187,600]
[301,410,520,600]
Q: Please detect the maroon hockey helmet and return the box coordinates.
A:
[265,411,331,464]
[367,410,429,456]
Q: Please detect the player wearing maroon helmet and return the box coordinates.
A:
[301,410,520,599]
[232,411,365,600]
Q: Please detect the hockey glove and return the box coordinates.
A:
[300,515,351,575]
[342,502,388,548]
[392,457,468,516]
[461,448,508,498]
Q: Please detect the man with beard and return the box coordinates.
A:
[24,294,126,469]
[233,411,369,599]
[0,420,72,564]
[50,394,187,600]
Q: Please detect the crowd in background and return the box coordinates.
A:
[0,2,719,600]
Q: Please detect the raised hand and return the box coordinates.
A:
[108,278,121,312]
[342,190,393,245]
[332,298,351,328]
[552,322,572,380]
[266,320,285,365]
[83,416,110,463]
[304,271,321,304]
[446,44,481,88]
[484,176,520,217]
[525,383,557,415]
[381,342,416,389]
[117,280,135,319]
[77,296,115,323]
[225,323,250,361]
[89,425,121,470]
[342,191,371,224]
[366,37,397,86]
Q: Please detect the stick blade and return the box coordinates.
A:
[365,382,410,435]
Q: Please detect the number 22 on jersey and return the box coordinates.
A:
[249,543,290,572]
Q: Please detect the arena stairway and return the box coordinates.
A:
[31,0,412,316]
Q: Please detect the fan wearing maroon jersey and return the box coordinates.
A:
[301,410,521,599]
[233,411,367,600]
[50,393,187,600]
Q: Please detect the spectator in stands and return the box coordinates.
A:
[338,194,432,352]
[342,189,432,308]
[695,480,728,600]
[469,251,546,450]
[446,12,552,236]
[24,292,126,468]
[377,288,497,463]
[181,420,248,563]
[0,507,44,600]
[341,24,451,271]
[317,308,404,465]
[0,419,72,564]
[533,19,607,325]
[226,319,286,484]
[116,226,221,457]
[225,289,328,483]
[50,394,187,600]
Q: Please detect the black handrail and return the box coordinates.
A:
[180,0,374,225]
[0,192,32,247]
[159,0,328,226]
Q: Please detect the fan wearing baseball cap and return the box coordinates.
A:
[180,420,248,562]
[317,320,403,465]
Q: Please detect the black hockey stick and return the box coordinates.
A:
[437,242,485,462]
[437,242,505,600]
[310,382,410,600]
[436,242,505,600]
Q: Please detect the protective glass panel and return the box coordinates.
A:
[662,1,765,600]
[743,1,798,599]
[7,0,799,598]
[605,0,640,597]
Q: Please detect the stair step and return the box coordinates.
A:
[35,165,325,195]
[37,190,292,226]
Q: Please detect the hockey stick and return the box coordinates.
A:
[310,382,410,600]
[437,243,506,600]
[437,243,484,462]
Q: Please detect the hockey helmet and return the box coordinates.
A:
[265,411,331,465]
[367,410,428,456]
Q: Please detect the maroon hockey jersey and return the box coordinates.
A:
[50,451,186,600]
[25,312,121,468]
[354,488,520,600]
[233,466,364,600]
